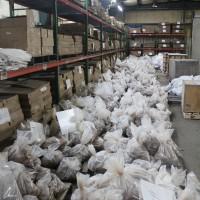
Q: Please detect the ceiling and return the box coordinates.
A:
[119,0,200,11]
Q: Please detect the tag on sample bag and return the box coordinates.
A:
[56,109,77,135]
[0,108,11,125]
[140,180,176,200]
[78,66,82,74]
[66,79,71,89]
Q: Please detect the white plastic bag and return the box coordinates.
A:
[104,153,153,199]
[126,138,150,161]
[0,164,23,200]
[56,157,81,181]
[179,172,200,200]
[87,145,109,172]
[16,121,46,145]
[95,96,111,120]
[104,129,128,153]
[79,121,97,145]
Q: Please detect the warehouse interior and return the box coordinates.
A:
[0,0,200,199]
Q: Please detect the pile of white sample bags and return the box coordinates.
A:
[0,55,199,200]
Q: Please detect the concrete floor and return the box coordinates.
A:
[170,104,200,179]
[157,72,200,178]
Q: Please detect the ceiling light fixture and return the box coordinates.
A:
[111,0,117,3]
[152,3,158,8]
[117,5,123,12]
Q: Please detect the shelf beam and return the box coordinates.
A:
[4,50,125,80]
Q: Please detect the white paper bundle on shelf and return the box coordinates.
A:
[0,48,32,71]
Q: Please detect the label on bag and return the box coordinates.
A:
[0,71,7,80]
[89,68,93,75]
[40,86,47,92]
[78,66,82,74]
[66,79,71,89]
[98,63,101,70]
[0,108,11,125]
[140,180,176,200]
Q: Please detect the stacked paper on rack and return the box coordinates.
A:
[0,48,32,71]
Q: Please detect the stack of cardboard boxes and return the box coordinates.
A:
[0,80,52,122]
[0,10,55,57]
[0,95,24,141]
[74,36,83,54]
[59,35,75,55]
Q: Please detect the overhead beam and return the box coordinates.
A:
[124,0,200,11]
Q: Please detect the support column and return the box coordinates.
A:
[53,0,60,103]
[84,0,89,85]
[100,23,103,73]
[9,0,14,17]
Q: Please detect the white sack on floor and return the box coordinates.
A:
[166,75,200,96]
[151,53,164,70]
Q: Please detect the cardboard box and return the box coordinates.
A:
[0,10,55,57]
[182,80,200,114]
[169,59,199,80]
[0,80,52,121]
[0,95,24,141]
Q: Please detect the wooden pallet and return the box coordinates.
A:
[183,112,200,120]
[168,94,181,103]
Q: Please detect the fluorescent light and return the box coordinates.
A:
[111,0,117,3]
[118,5,123,12]
[152,3,158,8]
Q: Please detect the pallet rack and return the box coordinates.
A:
[128,23,187,56]
[1,0,127,102]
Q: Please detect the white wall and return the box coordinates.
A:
[125,10,193,24]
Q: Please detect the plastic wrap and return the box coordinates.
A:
[49,174,71,200]
[155,132,182,167]
[68,144,91,162]
[104,129,128,153]
[79,121,97,145]
[23,195,38,200]
[94,82,114,100]
[0,164,23,200]
[143,135,160,156]
[31,145,45,158]
[42,137,66,151]
[8,143,41,168]
[56,157,81,181]
[0,152,8,162]
[35,167,51,200]
[104,154,153,199]
[71,173,94,200]
[17,172,40,196]
[87,145,109,172]
[41,150,63,169]
[16,121,46,145]
[92,137,104,151]
[179,172,200,200]
[95,96,111,120]
[7,161,25,179]
[88,187,124,200]
[67,132,81,146]
[126,138,150,161]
